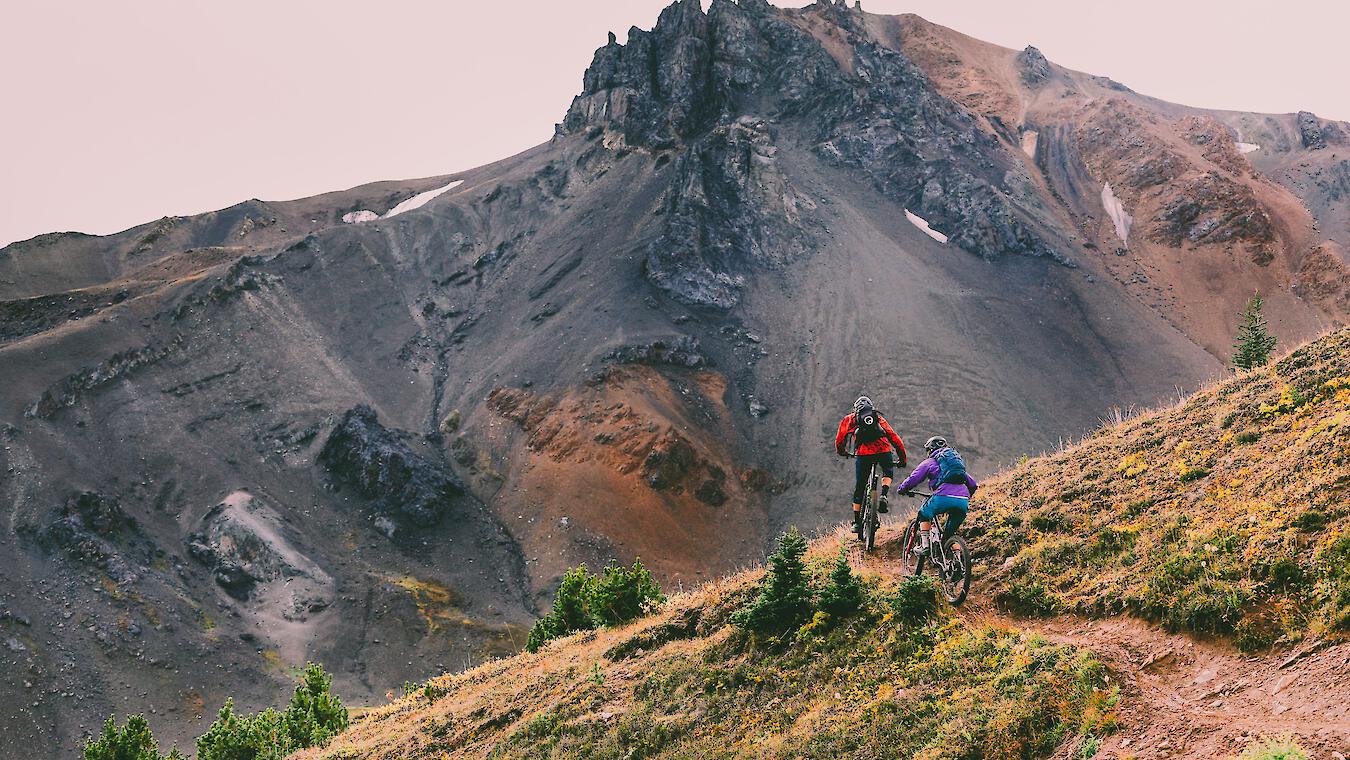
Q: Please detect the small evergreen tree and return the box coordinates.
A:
[196,702,296,760]
[818,547,864,620]
[733,528,815,635]
[589,558,665,625]
[197,664,347,760]
[282,663,349,748]
[1232,294,1277,370]
[83,715,185,760]
[526,560,666,651]
[527,565,597,652]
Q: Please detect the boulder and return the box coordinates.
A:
[318,405,467,530]
[642,433,699,490]
[186,491,333,617]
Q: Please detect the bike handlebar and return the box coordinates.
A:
[902,490,934,498]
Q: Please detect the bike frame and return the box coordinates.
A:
[855,458,884,551]
[904,493,953,565]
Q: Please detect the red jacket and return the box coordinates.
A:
[835,413,907,462]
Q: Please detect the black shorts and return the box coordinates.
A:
[853,452,896,503]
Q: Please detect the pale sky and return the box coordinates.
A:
[3,0,1345,249]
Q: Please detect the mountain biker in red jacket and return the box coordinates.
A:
[835,396,907,533]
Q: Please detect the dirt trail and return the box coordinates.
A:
[844,527,1350,759]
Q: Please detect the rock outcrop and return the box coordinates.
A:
[186,491,333,618]
[601,336,708,369]
[1017,45,1052,85]
[318,405,466,532]
[37,491,135,573]
[1299,111,1327,150]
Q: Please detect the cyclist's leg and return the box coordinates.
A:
[942,504,968,538]
[917,496,940,549]
[928,495,969,539]
[851,455,867,525]
[877,455,896,511]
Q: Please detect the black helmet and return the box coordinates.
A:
[853,396,873,415]
[924,436,947,453]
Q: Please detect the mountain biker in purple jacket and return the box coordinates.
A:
[899,436,978,554]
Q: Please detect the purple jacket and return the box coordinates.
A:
[898,454,978,499]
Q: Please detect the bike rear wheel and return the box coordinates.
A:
[863,478,880,552]
[914,534,970,605]
[855,472,870,542]
[940,535,971,606]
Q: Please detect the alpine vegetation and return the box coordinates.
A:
[1232,293,1279,370]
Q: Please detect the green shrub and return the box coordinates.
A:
[1028,509,1065,532]
[1294,509,1328,532]
[1178,465,1210,483]
[1140,548,1250,634]
[197,663,346,760]
[997,579,1063,617]
[196,700,293,760]
[589,559,664,626]
[732,528,815,635]
[1316,533,1350,628]
[1261,556,1304,591]
[1234,429,1262,444]
[1087,527,1136,560]
[83,715,185,760]
[1317,532,1350,579]
[817,547,864,620]
[884,575,940,621]
[282,663,349,748]
[1235,617,1279,653]
[1239,735,1309,760]
[527,560,666,652]
[527,566,597,652]
[1124,498,1153,517]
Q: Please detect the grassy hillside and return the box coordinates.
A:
[294,327,1350,759]
[294,565,1116,760]
[975,327,1350,649]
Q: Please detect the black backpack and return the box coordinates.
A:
[854,405,885,444]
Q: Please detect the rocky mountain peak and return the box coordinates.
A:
[562,0,1070,306]
[1017,45,1052,85]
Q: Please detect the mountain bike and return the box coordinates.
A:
[851,455,884,553]
[856,459,882,553]
[900,492,971,605]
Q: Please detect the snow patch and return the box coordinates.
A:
[905,209,949,244]
[383,179,465,218]
[341,210,379,224]
[1021,129,1039,159]
[341,179,465,224]
[1101,183,1133,245]
[1236,142,1260,154]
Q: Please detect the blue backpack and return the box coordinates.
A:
[933,448,968,486]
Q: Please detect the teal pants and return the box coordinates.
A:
[919,494,968,538]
